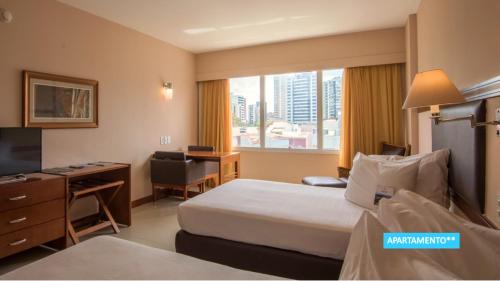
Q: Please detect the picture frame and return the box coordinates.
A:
[22,70,98,129]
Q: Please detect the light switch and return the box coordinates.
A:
[160,136,171,145]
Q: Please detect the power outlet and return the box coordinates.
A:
[496,108,500,137]
[160,136,171,145]
[497,194,500,219]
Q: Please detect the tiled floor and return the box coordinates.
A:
[0,198,183,275]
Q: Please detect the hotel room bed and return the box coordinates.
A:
[175,100,495,280]
[0,236,279,280]
[178,179,366,260]
[176,179,365,279]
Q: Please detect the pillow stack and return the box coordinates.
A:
[344,149,450,209]
[344,153,420,209]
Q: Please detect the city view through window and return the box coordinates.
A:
[230,76,260,147]
[230,69,343,150]
[322,69,344,150]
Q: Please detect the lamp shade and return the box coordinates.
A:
[403,69,464,109]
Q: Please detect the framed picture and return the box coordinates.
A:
[23,70,98,129]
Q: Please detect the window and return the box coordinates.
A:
[322,69,344,150]
[229,69,343,151]
[265,72,317,149]
[230,76,260,148]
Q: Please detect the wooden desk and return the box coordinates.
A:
[44,163,131,226]
[186,152,240,184]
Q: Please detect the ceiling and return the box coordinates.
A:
[58,0,420,54]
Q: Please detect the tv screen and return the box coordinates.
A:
[0,128,42,177]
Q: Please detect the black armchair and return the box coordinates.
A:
[151,151,205,201]
[188,145,220,187]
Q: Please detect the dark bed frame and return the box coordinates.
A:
[176,100,494,280]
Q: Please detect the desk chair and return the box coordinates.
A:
[187,145,220,187]
[151,151,205,201]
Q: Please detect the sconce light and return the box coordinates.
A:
[162,82,173,100]
[0,8,13,23]
[403,69,500,127]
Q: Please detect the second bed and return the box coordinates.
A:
[176,179,367,279]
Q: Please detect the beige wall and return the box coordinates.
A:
[417,0,500,225]
[196,28,406,81]
[404,14,419,154]
[238,151,339,183]
[417,0,500,89]
[417,111,432,153]
[0,0,197,200]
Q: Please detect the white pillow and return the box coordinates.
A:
[340,211,458,280]
[405,149,450,207]
[370,149,450,207]
[378,190,500,280]
[344,153,420,210]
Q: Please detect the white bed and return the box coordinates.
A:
[177,179,368,259]
[0,236,279,280]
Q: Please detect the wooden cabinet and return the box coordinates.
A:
[0,174,66,259]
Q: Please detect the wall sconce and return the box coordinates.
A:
[0,8,13,23]
[162,82,173,100]
[403,69,500,128]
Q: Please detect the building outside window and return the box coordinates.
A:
[322,69,344,150]
[265,72,317,149]
[229,69,343,151]
[230,76,260,148]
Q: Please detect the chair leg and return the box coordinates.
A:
[199,181,205,193]
[183,185,188,201]
[152,183,156,202]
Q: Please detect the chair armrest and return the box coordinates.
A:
[185,160,205,184]
[151,159,185,184]
[151,159,204,185]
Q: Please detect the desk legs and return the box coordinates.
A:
[218,156,241,185]
[235,158,240,179]
[218,160,223,185]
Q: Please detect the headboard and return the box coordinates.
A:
[431,100,490,226]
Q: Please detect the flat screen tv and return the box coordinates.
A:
[0,128,42,177]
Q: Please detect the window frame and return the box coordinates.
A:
[229,69,342,154]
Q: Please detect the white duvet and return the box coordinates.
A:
[341,190,500,280]
[178,179,368,259]
[340,211,459,280]
[1,236,278,280]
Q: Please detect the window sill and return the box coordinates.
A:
[233,147,340,155]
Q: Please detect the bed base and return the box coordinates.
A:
[175,230,343,280]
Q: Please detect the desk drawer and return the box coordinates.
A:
[0,178,65,212]
[0,199,65,235]
[0,218,65,259]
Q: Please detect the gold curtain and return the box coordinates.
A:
[200,79,232,152]
[339,63,405,168]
